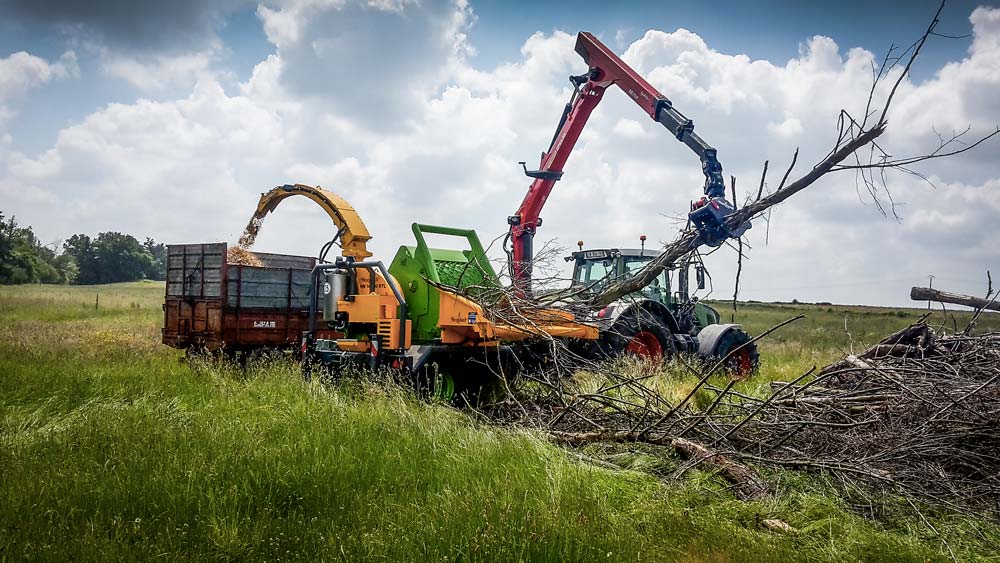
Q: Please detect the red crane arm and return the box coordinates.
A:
[508,31,743,294]
[506,74,607,285]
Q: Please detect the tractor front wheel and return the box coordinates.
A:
[711,329,760,378]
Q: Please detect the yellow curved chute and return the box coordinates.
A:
[252,184,373,259]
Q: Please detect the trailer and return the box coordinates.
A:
[161,243,337,353]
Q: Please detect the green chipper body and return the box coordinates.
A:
[388,223,500,343]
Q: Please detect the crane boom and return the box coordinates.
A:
[508,31,748,294]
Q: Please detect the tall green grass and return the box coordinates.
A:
[2,283,998,561]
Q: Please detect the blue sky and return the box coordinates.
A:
[0,0,997,305]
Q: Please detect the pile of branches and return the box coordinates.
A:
[497,322,1000,515]
[733,324,1000,512]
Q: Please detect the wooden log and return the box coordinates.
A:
[670,437,769,501]
[911,287,1000,312]
[547,431,769,500]
[763,519,799,534]
[548,429,671,446]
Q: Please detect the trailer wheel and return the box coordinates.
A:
[599,313,675,360]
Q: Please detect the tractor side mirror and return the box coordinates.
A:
[696,265,706,290]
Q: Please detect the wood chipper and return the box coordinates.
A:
[301,219,599,398]
[241,182,752,401]
[266,30,762,397]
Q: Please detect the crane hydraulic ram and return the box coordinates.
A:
[508,31,750,293]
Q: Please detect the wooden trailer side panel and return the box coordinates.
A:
[162,243,227,349]
[162,242,326,352]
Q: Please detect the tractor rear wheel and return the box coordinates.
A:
[598,313,676,360]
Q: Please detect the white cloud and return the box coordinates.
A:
[2,5,998,306]
[0,77,289,241]
[613,118,652,140]
[766,117,803,138]
[255,0,474,128]
[101,51,215,94]
[0,50,78,121]
[885,7,1000,185]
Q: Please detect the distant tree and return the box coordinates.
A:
[53,253,78,284]
[64,232,155,284]
[0,214,21,281]
[143,237,167,281]
[4,212,160,285]
[93,232,157,284]
[0,212,74,284]
[63,234,99,284]
[0,213,36,283]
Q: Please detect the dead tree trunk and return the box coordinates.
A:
[910,286,1000,312]
[582,1,998,310]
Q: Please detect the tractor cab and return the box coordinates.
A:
[568,248,670,303]
[566,246,720,330]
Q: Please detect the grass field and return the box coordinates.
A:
[2,282,999,562]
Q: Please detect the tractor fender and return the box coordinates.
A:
[697,323,745,356]
[602,298,681,334]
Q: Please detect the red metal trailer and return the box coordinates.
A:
[162,243,335,352]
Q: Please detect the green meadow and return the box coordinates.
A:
[2,282,998,562]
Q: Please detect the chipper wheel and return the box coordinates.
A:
[414,363,457,403]
[432,369,457,403]
[418,360,501,405]
[597,312,676,360]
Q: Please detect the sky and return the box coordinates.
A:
[0,0,998,307]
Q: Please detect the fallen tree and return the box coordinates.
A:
[911,286,1000,313]
[584,1,998,308]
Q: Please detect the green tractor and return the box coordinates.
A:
[566,244,758,376]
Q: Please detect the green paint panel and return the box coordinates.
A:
[694,302,721,328]
[388,223,500,343]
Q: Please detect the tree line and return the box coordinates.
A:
[0,212,167,285]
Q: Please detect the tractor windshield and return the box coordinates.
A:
[572,254,669,303]
[573,258,614,289]
[622,256,668,303]
[622,256,652,276]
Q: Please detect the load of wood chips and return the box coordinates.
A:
[228,212,266,266]
[238,215,264,249]
[227,246,262,267]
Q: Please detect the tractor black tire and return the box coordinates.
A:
[711,329,760,377]
[596,311,676,360]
